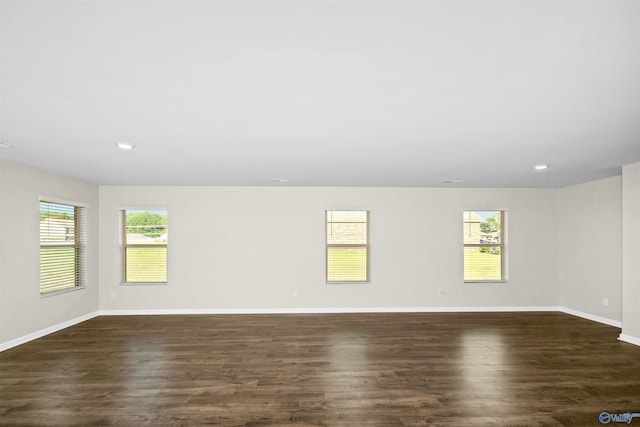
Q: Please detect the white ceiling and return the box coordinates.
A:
[1,0,639,187]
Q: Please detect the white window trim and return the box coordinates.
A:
[40,196,89,209]
[120,207,169,286]
[325,209,371,284]
[463,209,508,283]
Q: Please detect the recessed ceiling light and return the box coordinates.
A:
[115,141,135,150]
[534,164,550,171]
[269,178,290,183]
[442,179,464,184]
[0,142,16,149]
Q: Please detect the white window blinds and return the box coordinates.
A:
[326,210,369,283]
[40,201,86,293]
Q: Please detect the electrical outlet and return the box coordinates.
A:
[602,297,609,306]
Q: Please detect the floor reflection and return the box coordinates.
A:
[324,332,372,411]
[460,329,508,403]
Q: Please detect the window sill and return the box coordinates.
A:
[464,280,508,284]
[326,281,370,285]
[41,285,86,298]
[120,282,168,286]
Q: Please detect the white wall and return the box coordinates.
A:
[557,176,622,322]
[1,159,629,349]
[99,186,559,311]
[622,162,640,342]
[0,159,99,345]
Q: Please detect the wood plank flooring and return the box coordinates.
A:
[1,312,639,426]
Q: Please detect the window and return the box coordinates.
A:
[122,209,168,283]
[326,210,369,283]
[40,200,86,294]
[463,211,506,282]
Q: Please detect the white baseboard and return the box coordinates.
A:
[0,311,100,353]
[618,334,640,347]
[559,307,622,328]
[99,306,561,316]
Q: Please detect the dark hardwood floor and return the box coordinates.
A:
[1,312,639,426]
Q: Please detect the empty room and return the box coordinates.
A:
[1,0,640,425]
